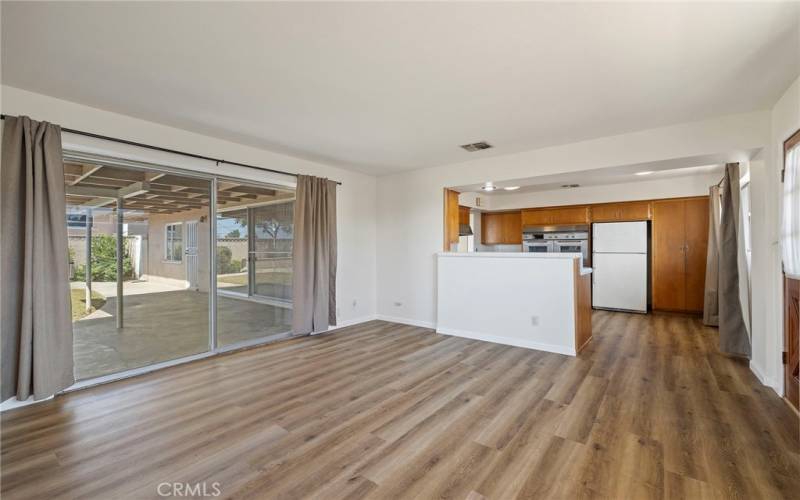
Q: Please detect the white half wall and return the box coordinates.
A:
[377,110,770,332]
[437,253,581,356]
[0,85,378,326]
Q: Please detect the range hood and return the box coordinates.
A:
[459,223,473,236]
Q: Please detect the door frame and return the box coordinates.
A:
[184,219,200,290]
[782,127,800,412]
[59,150,297,392]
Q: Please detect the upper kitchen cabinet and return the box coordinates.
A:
[482,211,522,244]
[458,205,470,225]
[521,208,552,226]
[652,197,709,313]
[521,206,590,226]
[591,201,651,222]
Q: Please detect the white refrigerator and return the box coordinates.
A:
[592,221,648,313]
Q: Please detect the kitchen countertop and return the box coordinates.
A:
[437,252,593,275]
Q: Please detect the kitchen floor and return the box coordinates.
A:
[2,311,798,499]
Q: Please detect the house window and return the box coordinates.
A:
[784,135,800,278]
[165,222,183,262]
[740,169,752,273]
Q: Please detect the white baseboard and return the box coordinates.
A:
[749,360,780,395]
[329,314,378,330]
[436,326,576,356]
[376,314,436,329]
[1,394,54,412]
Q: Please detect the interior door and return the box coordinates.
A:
[185,220,199,290]
[652,199,686,311]
[785,276,800,411]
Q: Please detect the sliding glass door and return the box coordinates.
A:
[215,182,294,348]
[63,154,296,383]
[64,160,211,380]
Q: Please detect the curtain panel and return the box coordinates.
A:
[783,143,800,279]
[703,185,721,326]
[717,163,751,358]
[1,116,75,401]
[291,175,337,335]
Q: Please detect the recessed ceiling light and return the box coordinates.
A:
[636,171,654,176]
[503,186,520,191]
[482,182,496,192]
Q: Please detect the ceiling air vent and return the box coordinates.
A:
[460,141,492,152]
[561,184,580,188]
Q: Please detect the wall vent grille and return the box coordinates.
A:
[460,141,492,152]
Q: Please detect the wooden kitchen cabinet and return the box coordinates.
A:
[458,205,470,225]
[521,206,589,226]
[652,197,709,313]
[521,208,552,226]
[482,211,521,245]
[591,201,651,222]
[443,189,460,250]
[550,206,590,225]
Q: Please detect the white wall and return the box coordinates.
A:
[377,110,769,331]
[0,86,378,326]
[750,75,800,393]
[485,172,723,210]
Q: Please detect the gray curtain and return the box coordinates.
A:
[718,163,751,358]
[291,175,337,335]
[703,185,721,326]
[1,116,75,401]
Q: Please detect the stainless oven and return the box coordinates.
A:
[523,226,589,262]
[523,240,555,253]
[550,231,589,263]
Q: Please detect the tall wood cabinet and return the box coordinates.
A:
[482,211,522,245]
[652,197,709,312]
[443,189,460,250]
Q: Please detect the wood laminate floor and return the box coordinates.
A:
[2,311,798,499]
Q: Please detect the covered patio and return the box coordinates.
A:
[65,160,295,380]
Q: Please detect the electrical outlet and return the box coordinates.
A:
[531,315,539,326]
[394,301,403,307]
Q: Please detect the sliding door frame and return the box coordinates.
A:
[62,150,295,392]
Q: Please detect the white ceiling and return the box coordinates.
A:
[2,2,798,175]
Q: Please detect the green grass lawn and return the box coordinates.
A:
[217,271,292,286]
[71,288,107,321]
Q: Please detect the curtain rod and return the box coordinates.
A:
[0,114,342,185]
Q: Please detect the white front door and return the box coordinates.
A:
[185,220,199,290]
